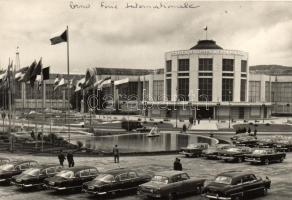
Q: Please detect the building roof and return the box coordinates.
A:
[93,67,153,76]
[190,40,223,50]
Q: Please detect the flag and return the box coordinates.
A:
[75,78,85,92]
[83,68,96,89]
[114,78,129,86]
[15,67,29,81]
[98,77,111,89]
[54,77,65,90]
[36,75,42,91]
[50,29,67,45]
[20,61,37,82]
[54,75,60,86]
[30,58,42,88]
[3,61,13,89]
[204,26,208,31]
[42,67,50,80]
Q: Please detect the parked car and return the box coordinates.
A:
[273,142,292,152]
[245,149,286,165]
[203,171,271,200]
[44,166,98,191]
[0,157,10,166]
[179,143,209,157]
[0,160,39,183]
[231,135,258,148]
[138,170,205,199]
[11,164,63,188]
[202,145,233,160]
[82,168,151,196]
[218,147,252,163]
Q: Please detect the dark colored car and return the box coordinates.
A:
[0,160,39,184]
[203,171,271,200]
[179,143,209,157]
[218,147,252,163]
[11,164,63,188]
[44,166,98,191]
[82,168,151,196]
[231,135,258,148]
[202,145,233,160]
[0,157,10,166]
[245,149,286,165]
[272,142,292,152]
[138,170,205,199]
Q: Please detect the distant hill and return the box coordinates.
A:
[250,65,292,75]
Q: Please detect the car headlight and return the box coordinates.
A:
[49,181,55,186]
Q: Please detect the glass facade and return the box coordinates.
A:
[222,79,233,101]
[166,79,172,101]
[249,81,261,102]
[153,80,164,101]
[222,59,234,71]
[178,59,189,71]
[199,78,212,101]
[241,60,247,72]
[177,78,189,101]
[143,81,149,101]
[240,79,246,102]
[270,82,292,103]
[166,60,172,72]
[199,58,213,71]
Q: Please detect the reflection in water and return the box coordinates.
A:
[72,132,217,153]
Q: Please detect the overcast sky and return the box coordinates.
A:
[0,0,292,74]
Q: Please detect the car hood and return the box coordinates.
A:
[13,174,38,181]
[140,181,166,189]
[205,182,232,192]
[0,169,15,176]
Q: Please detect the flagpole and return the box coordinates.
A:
[66,25,71,144]
[41,58,45,152]
[8,58,12,151]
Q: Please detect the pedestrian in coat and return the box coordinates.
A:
[67,151,75,167]
[113,144,119,163]
[173,158,182,171]
[58,150,66,166]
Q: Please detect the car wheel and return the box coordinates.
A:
[196,186,202,194]
[238,157,243,163]
[279,157,284,163]
[264,159,270,165]
[167,192,176,200]
[263,188,268,196]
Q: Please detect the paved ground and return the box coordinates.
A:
[0,152,291,200]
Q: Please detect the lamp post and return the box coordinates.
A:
[228,90,232,129]
[175,88,178,128]
[217,103,220,122]
[286,103,290,122]
[262,104,265,123]
[1,112,6,134]
[142,89,146,121]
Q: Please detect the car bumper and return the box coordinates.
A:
[137,190,162,198]
[82,189,107,195]
[0,179,7,182]
[245,158,262,163]
[12,182,42,188]
[205,194,231,200]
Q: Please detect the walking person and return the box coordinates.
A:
[58,150,66,166]
[173,158,182,171]
[254,128,258,137]
[113,144,119,163]
[67,151,75,167]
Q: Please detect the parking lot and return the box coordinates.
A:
[0,152,291,200]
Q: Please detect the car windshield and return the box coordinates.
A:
[94,174,115,183]
[214,176,232,185]
[56,170,74,178]
[23,168,40,176]
[151,175,169,184]
[0,164,14,171]
[226,148,241,153]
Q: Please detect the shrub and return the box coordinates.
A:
[121,120,143,131]
[77,141,83,149]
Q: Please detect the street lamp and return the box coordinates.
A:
[217,103,220,122]
[228,90,232,129]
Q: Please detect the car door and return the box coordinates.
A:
[242,175,263,198]
[79,169,92,185]
[46,167,56,178]
[168,174,184,194]
[117,173,131,191]
[127,171,141,189]
[179,173,193,193]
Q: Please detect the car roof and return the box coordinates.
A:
[64,166,97,173]
[155,170,186,177]
[11,160,37,165]
[38,164,61,169]
[217,171,253,178]
[104,168,135,176]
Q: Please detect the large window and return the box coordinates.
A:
[240,79,246,102]
[199,78,212,101]
[223,59,234,71]
[143,81,149,101]
[177,78,189,101]
[166,60,172,72]
[222,79,233,101]
[199,58,213,71]
[166,79,172,101]
[241,60,247,72]
[249,81,261,102]
[178,59,189,71]
[153,80,164,101]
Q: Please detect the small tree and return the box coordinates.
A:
[182,124,187,132]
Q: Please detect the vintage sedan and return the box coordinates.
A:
[245,149,286,165]
[179,143,209,157]
[138,170,205,199]
[0,157,10,166]
[218,147,252,163]
[44,166,98,191]
[82,168,151,196]
[0,160,39,183]
[11,164,63,188]
[203,171,271,200]
[202,145,233,160]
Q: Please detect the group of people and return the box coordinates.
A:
[57,150,75,167]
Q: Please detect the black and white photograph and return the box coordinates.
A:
[0,0,292,199]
